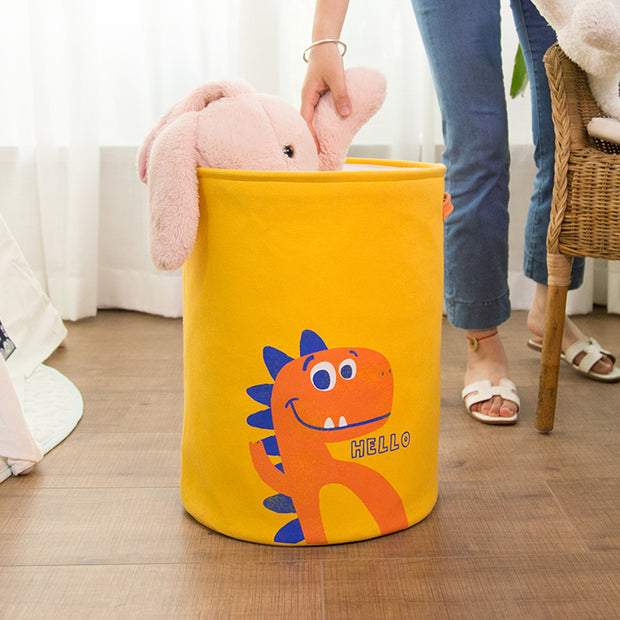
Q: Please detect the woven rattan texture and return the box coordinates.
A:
[544,43,620,261]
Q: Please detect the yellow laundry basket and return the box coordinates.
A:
[181,159,446,545]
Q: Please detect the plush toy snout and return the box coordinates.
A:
[139,68,387,271]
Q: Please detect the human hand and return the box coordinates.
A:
[300,42,352,131]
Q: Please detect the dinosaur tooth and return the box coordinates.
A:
[323,417,335,429]
[339,416,347,427]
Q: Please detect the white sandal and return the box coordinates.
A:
[461,378,520,425]
[528,337,620,383]
[564,338,620,383]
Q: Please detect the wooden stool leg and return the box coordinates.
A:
[535,284,568,432]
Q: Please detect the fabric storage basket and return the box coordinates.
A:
[181,158,446,545]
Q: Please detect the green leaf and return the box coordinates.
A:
[510,44,529,98]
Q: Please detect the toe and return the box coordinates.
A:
[486,395,503,417]
[592,354,614,375]
[478,396,494,416]
[499,400,518,418]
[472,395,516,418]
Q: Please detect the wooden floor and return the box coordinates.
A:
[1,309,619,619]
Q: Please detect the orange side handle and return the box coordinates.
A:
[442,193,453,222]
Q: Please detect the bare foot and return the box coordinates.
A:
[527,284,614,375]
[464,328,519,419]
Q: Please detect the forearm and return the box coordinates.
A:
[311,0,349,41]
[301,0,352,122]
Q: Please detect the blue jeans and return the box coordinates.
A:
[411,0,584,330]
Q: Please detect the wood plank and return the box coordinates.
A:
[548,477,620,552]
[6,431,182,489]
[0,562,323,620]
[322,553,620,619]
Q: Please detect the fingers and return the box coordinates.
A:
[300,81,322,127]
[328,68,351,117]
[300,44,351,124]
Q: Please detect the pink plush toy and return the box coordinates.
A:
[138,67,386,271]
[533,0,620,120]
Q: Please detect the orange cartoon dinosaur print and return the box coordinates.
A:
[247,330,408,544]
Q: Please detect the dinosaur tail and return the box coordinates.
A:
[246,379,305,545]
[263,493,304,544]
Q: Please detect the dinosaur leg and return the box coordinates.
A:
[331,461,409,534]
[292,492,328,545]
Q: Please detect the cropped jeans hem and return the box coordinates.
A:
[445,289,511,331]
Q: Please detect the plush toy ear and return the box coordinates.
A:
[138,80,254,182]
[146,112,202,270]
[312,67,387,171]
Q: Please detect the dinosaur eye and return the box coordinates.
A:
[339,359,357,380]
[310,361,336,391]
[283,145,294,158]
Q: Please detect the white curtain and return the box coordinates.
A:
[1,0,617,320]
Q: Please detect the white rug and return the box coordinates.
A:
[0,364,83,483]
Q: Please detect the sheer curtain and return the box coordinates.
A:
[1,0,617,320]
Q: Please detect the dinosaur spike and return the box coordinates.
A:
[246,383,273,406]
[275,462,284,472]
[263,494,295,514]
[262,435,280,456]
[246,408,274,430]
[263,346,294,380]
[274,518,304,544]
[300,330,328,356]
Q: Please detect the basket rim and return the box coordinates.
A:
[197,158,446,183]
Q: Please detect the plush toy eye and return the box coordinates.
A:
[283,145,294,158]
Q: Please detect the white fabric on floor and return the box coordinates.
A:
[0,214,81,482]
[0,363,83,483]
[0,354,43,477]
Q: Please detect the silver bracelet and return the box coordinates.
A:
[302,39,347,63]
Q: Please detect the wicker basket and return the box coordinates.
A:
[544,43,620,263]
